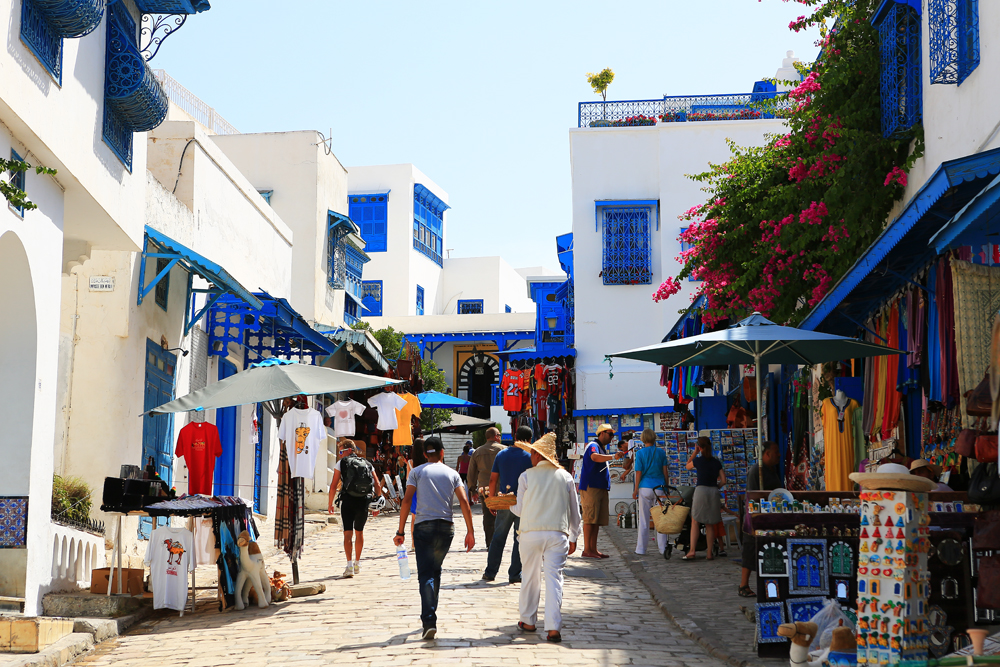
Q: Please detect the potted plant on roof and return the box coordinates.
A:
[586,68,615,127]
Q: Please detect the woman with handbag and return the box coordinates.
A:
[683,437,726,561]
[632,429,669,556]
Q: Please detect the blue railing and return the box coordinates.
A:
[578,92,793,128]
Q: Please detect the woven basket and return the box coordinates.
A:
[485,495,517,511]
[652,500,689,534]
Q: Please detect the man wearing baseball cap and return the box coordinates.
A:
[578,424,622,558]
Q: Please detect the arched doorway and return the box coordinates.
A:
[458,352,499,420]
[0,231,38,599]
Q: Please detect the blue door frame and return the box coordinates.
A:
[214,359,238,496]
[139,340,176,539]
[253,403,263,513]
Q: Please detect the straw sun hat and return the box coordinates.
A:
[848,462,936,493]
[517,432,560,467]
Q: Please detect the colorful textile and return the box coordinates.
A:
[822,397,861,492]
[937,259,960,407]
[881,305,901,440]
[950,258,1000,427]
[274,443,292,551]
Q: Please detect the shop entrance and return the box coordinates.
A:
[139,339,176,539]
[458,352,499,420]
[214,359,238,495]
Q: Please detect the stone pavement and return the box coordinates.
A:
[604,524,784,667]
[71,508,732,667]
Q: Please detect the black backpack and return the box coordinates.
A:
[340,455,374,500]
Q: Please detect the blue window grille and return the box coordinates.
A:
[350,194,388,252]
[505,304,511,313]
[413,183,449,267]
[874,0,922,139]
[600,204,653,286]
[345,245,364,299]
[154,257,170,310]
[20,0,63,82]
[361,280,382,317]
[416,285,425,316]
[9,150,26,217]
[929,0,979,85]
[328,211,365,290]
[458,299,483,314]
[344,298,359,326]
[258,190,273,204]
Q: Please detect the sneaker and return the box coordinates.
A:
[421,627,437,640]
[343,564,354,578]
[481,574,495,582]
[353,562,360,575]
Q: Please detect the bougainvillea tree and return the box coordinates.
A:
[654,0,923,325]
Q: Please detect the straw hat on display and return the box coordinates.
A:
[848,462,936,492]
[518,432,560,467]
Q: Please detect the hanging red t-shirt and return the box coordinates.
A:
[175,422,222,495]
[501,369,525,412]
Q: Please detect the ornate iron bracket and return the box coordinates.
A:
[140,13,186,61]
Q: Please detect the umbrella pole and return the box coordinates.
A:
[756,353,764,491]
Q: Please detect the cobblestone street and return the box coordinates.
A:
[72,510,733,667]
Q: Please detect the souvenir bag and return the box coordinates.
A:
[652,497,689,534]
[966,372,994,417]
[976,555,1000,609]
[976,433,999,463]
[968,462,1000,506]
[972,510,1000,550]
[956,429,978,458]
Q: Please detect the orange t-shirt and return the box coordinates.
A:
[392,393,422,447]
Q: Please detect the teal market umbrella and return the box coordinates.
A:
[416,390,481,409]
[147,359,401,416]
[606,312,905,487]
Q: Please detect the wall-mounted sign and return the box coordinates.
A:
[89,276,115,292]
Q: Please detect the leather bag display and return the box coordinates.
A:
[972,510,1000,550]
[957,429,978,458]
[976,555,1000,609]
[976,433,999,463]
[968,463,1000,506]
[966,372,994,417]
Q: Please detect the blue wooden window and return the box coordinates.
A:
[413,200,443,266]
[874,0,922,138]
[362,280,382,317]
[601,205,652,285]
[20,0,63,83]
[258,190,273,204]
[344,298,359,326]
[139,339,175,539]
[416,285,424,316]
[930,0,979,85]
[154,257,170,311]
[9,151,25,217]
[505,304,511,313]
[458,299,483,314]
[350,194,387,253]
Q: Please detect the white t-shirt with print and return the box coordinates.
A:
[278,408,326,479]
[368,393,407,430]
[325,400,366,437]
[144,526,195,611]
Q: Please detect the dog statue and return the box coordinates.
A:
[234,530,270,610]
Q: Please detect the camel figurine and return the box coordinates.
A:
[777,621,826,667]
[234,530,270,610]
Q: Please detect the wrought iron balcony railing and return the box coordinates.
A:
[578,92,793,128]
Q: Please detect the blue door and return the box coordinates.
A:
[253,403,263,513]
[214,359,238,496]
[139,340,176,539]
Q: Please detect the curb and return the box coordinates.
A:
[604,526,761,667]
[0,634,93,667]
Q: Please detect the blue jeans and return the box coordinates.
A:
[484,509,521,580]
[413,519,454,629]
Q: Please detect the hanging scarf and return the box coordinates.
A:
[881,303,902,440]
[290,477,305,562]
[927,267,942,401]
[871,312,887,440]
[274,442,292,551]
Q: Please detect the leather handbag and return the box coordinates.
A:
[957,429,978,458]
[968,462,1000,505]
[976,555,1000,609]
[973,510,1000,550]
[743,376,757,402]
[966,372,994,417]
[976,434,999,463]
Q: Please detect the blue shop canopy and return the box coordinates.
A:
[139,226,263,335]
[800,146,1000,335]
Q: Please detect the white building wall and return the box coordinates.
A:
[570,119,785,412]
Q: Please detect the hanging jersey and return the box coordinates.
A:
[501,369,524,412]
[533,364,548,391]
[545,364,563,393]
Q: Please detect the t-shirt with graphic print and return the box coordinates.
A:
[501,369,525,412]
[174,421,222,495]
[325,400,366,437]
[277,408,326,479]
[145,526,195,611]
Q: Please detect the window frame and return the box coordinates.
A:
[361,279,383,317]
[349,194,388,253]
[413,199,444,266]
[457,299,484,315]
[154,257,170,311]
[416,285,425,316]
[19,0,63,84]
[597,201,656,286]
[929,0,979,85]
[9,150,26,218]
[874,0,922,138]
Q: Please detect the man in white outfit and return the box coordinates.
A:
[510,433,582,643]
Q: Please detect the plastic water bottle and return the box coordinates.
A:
[397,546,411,580]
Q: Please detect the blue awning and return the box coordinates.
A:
[664,294,708,341]
[413,184,450,217]
[494,346,577,361]
[800,146,1000,335]
[313,326,390,374]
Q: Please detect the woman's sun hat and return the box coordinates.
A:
[848,462,935,492]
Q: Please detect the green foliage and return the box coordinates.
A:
[659,0,923,326]
[2,156,56,212]
[52,475,92,523]
[586,68,615,102]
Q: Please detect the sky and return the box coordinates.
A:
[154,1,821,270]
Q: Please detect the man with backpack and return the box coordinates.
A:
[328,439,383,578]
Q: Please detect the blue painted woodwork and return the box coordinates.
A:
[413,188,445,266]
[505,305,511,313]
[133,0,209,13]
[875,0,922,138]
[349,193,387,253]
[801,146,1000,334]
[457,299,483,314]
[327,212,356,289]
[214,359,237,496]
[253,403,263,513]
[154,257,170,310]
[258,190,272,204]
[416,285,424,316]
[578,91,793,128]
[785,597,826,623]
[600,205,652,285]
[930,0,979,85]
[361,280,382,317]
[343,299,358,326]
[413,183,450,216]
[490,383,502,407]
[139,339,175,539]
[756,603,787,644]
[32,0,103,37]
[20,0,63,83]
[9,150,25,217]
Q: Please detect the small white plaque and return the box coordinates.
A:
[89,276,115,292]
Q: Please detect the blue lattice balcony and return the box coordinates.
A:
[578,90,792,128]
[32,0,104,37]
[133,0,210,13]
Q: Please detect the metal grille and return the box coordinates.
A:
[104,2,168,133]
[189,325,208,391]
[327,223,350,289]
[20,0,63,82]
[152,70,239,135]
[578,92,793,128]
[33,0,103,37]
[877,2,922,138]
[602,207,652,285]
[929,0,979,85]
[458,300,483,314]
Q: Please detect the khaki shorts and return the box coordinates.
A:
[580,487,610,526]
